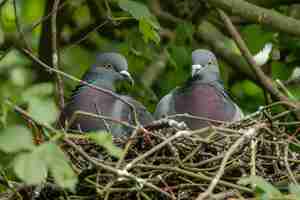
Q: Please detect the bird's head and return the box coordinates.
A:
[191,49,220,80]
[87,52,134,89]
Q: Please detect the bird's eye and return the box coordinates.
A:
[103,63,113,69]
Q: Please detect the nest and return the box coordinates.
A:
[38,105,300,199]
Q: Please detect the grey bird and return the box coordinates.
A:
[154,49,243,129]
[59,52,153,138]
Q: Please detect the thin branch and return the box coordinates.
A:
[217,9,300,116]
[66,20,109,50]
[29,1,68,33]
[284,76,300,87]
[64,138,172,199]
[52,0,65,110]
[135,164,252,192]
[13,0,31,50]
[207,0,300,37]
[5,99,172,199]
[196,126,261,200]
[284,143,298,184]
[250,139,257,187]
[66,110,136,130]
[124,127,212,171]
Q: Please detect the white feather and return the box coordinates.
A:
[253,43,273,67]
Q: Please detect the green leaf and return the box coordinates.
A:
[87,132,123,158]
[289,142,300,153]
[28,97,59,124]
[175,22,194,45]
[139,18,160,44]
[13,151,47,185]
[118,0,160,44]
[271,61,294,80]
[118,0,151,20]
[42,143,77,190]
[289,184,300,199]
[22,82,54,101]
[168,45,190,68]
[0,125,35,153]
[0,102,8,127]
[239,176,283,198]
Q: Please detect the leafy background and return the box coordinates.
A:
[0,0,299,196]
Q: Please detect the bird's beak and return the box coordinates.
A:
[120,70,134,86]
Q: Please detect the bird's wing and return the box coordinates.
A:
[209,81,244,121]
[154,89,177,119]
[113,96,154,126]
[232,103,244,121]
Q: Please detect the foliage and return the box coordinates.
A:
[239,176,300,200]
[0,125,77,190]
[0,0,299,198]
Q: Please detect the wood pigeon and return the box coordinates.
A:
[59,53,153,138]
[154,49,243,129]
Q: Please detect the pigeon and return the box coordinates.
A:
[154,49,243,129]
[59,52,153,138]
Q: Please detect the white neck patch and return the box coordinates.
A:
[192,64,203,77]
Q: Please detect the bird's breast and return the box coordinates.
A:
[174,84,236,129]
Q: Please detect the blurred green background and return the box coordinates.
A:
[0,0,300,128]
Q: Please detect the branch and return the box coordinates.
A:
[284,143,298,184]
[4,100,171,199]
[284,76,300,87]
[63,138,172,199]
[247,0,299,7]
[196,21,256,81]
[52,0,65,110]
[206,0,300,37]
[135,164,252,193]
[217,9,299,112]
[124,127,212,171]
[196,126,260,200]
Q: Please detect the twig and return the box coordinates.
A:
[29,1,68,33]
[66,20,109,50]
[13,0,31,50]
[66,110,136,131]
[64,138,172,199]
[196,126,260,200]
[250,138,257,187]
[276,79,297,101]
[284,76,300,87]
[52,0,64,110]
[104,127,141,199]
[167,113,225,124]
[207,0,300,37]
[5,99,171,199]
[217,10,292,105]
[284,143,298,184]
[135,164,252,192]
[210,190,237,200]
[217,9,300,120]
[124,128,212,171]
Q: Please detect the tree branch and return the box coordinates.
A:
[52,0,65,110]
[206,0,300,37]
[196,20,256,81]
[217,9,299,112]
